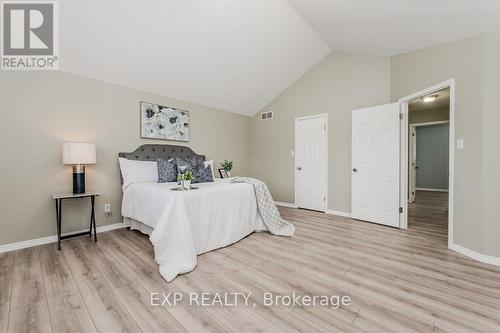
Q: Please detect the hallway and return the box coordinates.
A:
[408,190,449,243]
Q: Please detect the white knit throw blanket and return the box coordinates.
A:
[230,177,295,236]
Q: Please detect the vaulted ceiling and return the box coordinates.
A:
[59,0,330,116]
[287,0,500,56]
[59,0,500,116]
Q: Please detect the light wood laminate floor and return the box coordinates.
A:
[1,191,499,332]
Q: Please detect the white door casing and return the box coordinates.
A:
[409,125,417,203]
[351,103,400,227]
[295,114,327,211]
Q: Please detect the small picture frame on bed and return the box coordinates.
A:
[219,168,229,179]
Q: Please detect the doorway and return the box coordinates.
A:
[399,80,455,246]
[408,90,450,242]
[295,114,328,211]
[349,80,455,246]
[409,120,450,202]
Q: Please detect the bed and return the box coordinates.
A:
[119,144,269,282]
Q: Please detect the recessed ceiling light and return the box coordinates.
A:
[422,95,438,103]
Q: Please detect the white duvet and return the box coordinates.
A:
[121,179,267,281]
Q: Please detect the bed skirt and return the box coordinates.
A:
[123,217,153,235]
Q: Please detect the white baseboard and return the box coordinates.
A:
[274,201,352,218]
[415,188,448,192]
[326,209,352,218]
[274,201,297,208]
[449,242,500,266]
[0,222,125,254]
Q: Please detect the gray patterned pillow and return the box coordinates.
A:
[192,165,214,184]
[175,156,203,175]
[157,158,177,183]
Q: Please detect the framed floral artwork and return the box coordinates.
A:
[140,101,189,141]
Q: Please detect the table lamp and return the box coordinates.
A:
[63,143,96,194]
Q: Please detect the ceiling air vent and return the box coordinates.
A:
[261,111,273,120]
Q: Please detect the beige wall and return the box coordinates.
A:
[391,34,500,256]
[481,34,500,257]
[250,51,391,211]
[252,34,499,257]
[409,107,449,124]
[0,71,251,246]
[2,34,499,258]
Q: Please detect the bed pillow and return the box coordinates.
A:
[175,156,203,175]
[192,165,214,184]
[204,160,215,179]
[157,158,177,183]
[118,158,158,188]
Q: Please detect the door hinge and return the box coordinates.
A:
[399,113,403,120]
[324,124,326,130]
[399,207,403,213]
[324,196,326,202]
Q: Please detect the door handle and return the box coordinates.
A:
[297,166,302,170]
[353,168,358,172]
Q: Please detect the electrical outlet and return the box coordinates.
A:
[104,204,112,216]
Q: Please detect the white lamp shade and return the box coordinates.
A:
[63,143,96,165]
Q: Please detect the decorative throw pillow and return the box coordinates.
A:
[204,160,215,179]
[175,156,203,175]
[193,155,205,168]
[192,165,214,184]
[157,158,177,183]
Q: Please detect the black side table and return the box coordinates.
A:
[51,192,101,250]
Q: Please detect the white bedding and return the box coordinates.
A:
[121,179,267,281]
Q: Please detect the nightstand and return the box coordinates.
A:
[51,192,101,250]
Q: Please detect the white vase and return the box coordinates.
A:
[182,180,191,189]
[227,171,231,178]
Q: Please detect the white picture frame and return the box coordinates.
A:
[140,101,190,141]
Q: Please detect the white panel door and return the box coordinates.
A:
[351,103,400,227]
[295,114,327,211]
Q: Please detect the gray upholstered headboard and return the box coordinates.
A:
[118,144,205,162]
[118,144,205,182]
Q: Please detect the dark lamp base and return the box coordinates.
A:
[72,165,86,194]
